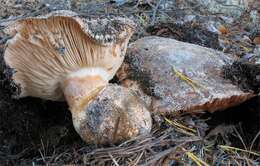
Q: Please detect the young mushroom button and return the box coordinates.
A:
[3,10,152,144]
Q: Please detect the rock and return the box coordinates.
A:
[197,0,251,18]
[252,46,260,64]
[243,45,260,64]
[41,0,71,10]
[117,36,255,115]
[250,10,260,26]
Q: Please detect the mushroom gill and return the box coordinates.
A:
[5,14,131,101]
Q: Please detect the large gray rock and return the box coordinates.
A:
[117,36,255,115]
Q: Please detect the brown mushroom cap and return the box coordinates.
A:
[117,36,255,115]
[4,10,135,100]
[73,84,152,144]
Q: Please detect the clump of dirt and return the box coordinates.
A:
[123,55,158,99]
[146,22,221,50]
[223,60,260,93]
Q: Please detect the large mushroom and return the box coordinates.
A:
[117,36,255,115]
[3,10,152,144]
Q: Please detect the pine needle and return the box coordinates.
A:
[239,44,251,52]
[219,145,260,157]
[183,148,209,166]
[165,117,197,136]
[172,66,199,91]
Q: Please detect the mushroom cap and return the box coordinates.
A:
[118,36,255,114]
[72,84,152,144]
[4,10,135,100]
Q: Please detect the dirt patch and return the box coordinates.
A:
[146,22,221,50]
[205,97,260,151]
[0,47,83,165]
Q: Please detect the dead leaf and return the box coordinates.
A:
[218,25,229,35]
[253,36,260,45]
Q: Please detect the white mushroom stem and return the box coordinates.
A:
[62,67,109,114]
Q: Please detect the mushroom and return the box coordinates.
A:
[117,36,255,115]
[3,10,152,144]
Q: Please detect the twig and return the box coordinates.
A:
[132,151,144,166]
[140,143,185,166]
[151,0,163,25]
[233,127,248,151]
[108,153,120,166]
[0,148,31,160]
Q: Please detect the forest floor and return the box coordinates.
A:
[0,0,259,165]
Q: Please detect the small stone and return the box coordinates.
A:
[40,0,71,10]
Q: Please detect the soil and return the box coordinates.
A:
[146,22,221,50]
[223,60,260,93]
[205,97,260,151]
[0,79,83,165]
[0,46,83,165]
